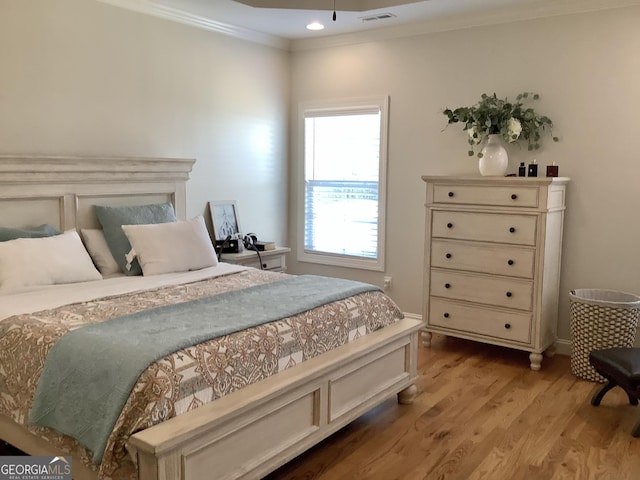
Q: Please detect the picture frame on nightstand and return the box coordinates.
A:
[209,200,241,241]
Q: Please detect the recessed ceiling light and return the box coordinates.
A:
[306,22,325,31]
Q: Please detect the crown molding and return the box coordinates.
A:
[290,0,640,51]
[94,0,640,53]
[94,0,290,50]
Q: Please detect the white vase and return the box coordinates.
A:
[479,134,508,176]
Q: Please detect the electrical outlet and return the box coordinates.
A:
[383,276,392,291]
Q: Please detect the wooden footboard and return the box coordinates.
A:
[0,320,420,480]
[129,317,421,480]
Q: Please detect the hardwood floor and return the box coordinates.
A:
[266,334,640,480]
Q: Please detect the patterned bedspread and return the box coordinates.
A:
[0,269,404,480]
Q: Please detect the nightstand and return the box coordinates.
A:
[221,246,291,272]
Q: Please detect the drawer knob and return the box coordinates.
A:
[262,263,267,269]
[447,222,453,229]
[443,312,450,318]
[446,253,452,259]
[445,283,451,289]
[448,191,455,197]
[506,291,513,298]
[511,194,518,200]
[509,227,516,233]
[504,323,511,329]
[507,259,514,266]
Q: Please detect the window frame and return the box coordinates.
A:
[297,96,389,271]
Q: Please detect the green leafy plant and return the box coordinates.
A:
[443,92,558,158]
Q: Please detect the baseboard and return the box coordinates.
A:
[554,338,571,356]
[402,312,422,322]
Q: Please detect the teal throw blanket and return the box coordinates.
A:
[28,275,380,464]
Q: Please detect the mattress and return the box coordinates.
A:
[0,266,404,480]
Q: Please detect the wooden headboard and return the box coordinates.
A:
[0,155,195,231]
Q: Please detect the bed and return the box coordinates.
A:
[0,155,421,480]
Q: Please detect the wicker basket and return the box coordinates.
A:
[569,289,640,382]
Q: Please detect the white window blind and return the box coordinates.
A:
[298,97,388,271]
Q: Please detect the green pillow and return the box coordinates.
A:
[0,224,61,242]
[95,203,176,276]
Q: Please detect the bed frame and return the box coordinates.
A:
[0,155,421,480]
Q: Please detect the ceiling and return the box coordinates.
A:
[101,0,639,47]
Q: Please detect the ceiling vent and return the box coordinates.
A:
[360,12,397,23]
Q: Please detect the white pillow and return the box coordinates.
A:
[121,215,218,276]
[81,229,121,276]
[0,230,102,291]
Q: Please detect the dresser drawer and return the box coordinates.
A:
[428,298,531,344]
[433,184,539,207]
[432,211,537,245]
[430,239,535,278]
[430,269,533,311]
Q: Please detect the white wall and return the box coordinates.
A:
[0,0,290,244]
[289,6,640,347]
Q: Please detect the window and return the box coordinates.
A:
[298,97,388,271]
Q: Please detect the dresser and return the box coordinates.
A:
[222,246,290,272]
[422,176,569,370]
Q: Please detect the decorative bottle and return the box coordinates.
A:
[527,159,538,177]
[518,162,526,177]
